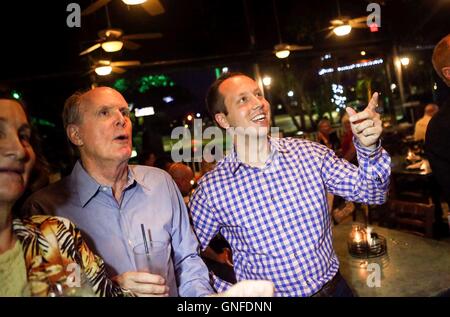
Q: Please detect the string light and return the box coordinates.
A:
[318,59,383,76]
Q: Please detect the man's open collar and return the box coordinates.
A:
[72,160,137,207]
[224,136,289,174]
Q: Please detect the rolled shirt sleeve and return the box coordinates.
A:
[321,137,391,205]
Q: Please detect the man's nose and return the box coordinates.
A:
[115,112,127,127]
[251,98,263,110]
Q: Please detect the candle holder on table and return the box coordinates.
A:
[347,224,387,258]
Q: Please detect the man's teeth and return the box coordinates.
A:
[252,114,266,122]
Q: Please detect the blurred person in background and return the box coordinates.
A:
[414,103,439,142]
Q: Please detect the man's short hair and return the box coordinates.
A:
[205,72,247,122]
[62,89,90,154]
[432,34,450,83]
[62,90,89,129]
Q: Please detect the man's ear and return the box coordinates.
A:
[442,66,450,81]
[66,124,83,146]
[215,113,230,129]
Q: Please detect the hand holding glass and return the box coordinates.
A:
[133,241,170,280]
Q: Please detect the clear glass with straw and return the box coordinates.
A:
[133,224,170,280]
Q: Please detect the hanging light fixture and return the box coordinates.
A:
[274,46,291,59]
[101,40,124,52]
[95,60,112,76]
[95,66,113,76]
[122,0,147,5]
[333,24,352,36]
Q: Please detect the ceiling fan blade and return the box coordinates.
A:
[352,23,367,29]
[123,32,163,40]
[351,16,368,24]
[112,67,127,74]
[290,44,313,51]
[82,0,111,16]
[325,30,335,39]
[123,40,141,50]
[318,25,333,33]
[141,0,165,16]
[330,19,345,26]
[111,60,141,67]
[80,43,102,56]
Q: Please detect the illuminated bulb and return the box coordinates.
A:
[122,0,147,5]
[275,49,290,59]
[187,115,193,121]
[101,41,124,53]
[360,50,366,56]
[333,24,352,36]
[95,66,112,76]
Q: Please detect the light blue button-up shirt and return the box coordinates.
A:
[24,161,214,297]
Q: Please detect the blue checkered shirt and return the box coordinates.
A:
[189,137,391,296]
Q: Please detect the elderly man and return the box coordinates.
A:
[22,87,215,297]
[414,103,439,141]
[426,33,450,207]
[189,72,391,297]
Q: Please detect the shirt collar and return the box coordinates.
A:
[224,136,289,174]
[71,160,136,207]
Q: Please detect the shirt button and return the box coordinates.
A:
[101,187,108,191]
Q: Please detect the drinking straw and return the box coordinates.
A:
[141,224,149,254]
[147,228,152,247]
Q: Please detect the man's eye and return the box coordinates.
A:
[239,97,248,103]
[121,109,130,117]
[256,92,263,97]
[100,110,109,116]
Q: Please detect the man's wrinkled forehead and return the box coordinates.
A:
[80,87,127,111]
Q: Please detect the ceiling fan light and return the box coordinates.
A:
[101,41,124,53]
[95,66,113,76]
[275,49,290,59]
[122,0,147,5]
[333,24,352,36]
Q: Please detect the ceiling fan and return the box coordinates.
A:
[89,59,141,76]
[325,16,368,37]
[272,0,312,59]
[82,0,165,17]
[79,28,162,56]
[322,0,367,38]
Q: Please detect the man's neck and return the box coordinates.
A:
[81,157,129,203]
[234,134,270,168]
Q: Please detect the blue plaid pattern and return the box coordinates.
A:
[189,137,390,296]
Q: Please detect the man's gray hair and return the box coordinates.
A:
[62,90,87,129]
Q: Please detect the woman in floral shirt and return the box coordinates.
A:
[0,91,131,297]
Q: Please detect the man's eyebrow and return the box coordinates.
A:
[96,105,113,112]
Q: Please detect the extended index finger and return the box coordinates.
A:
[365,92,379,112]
